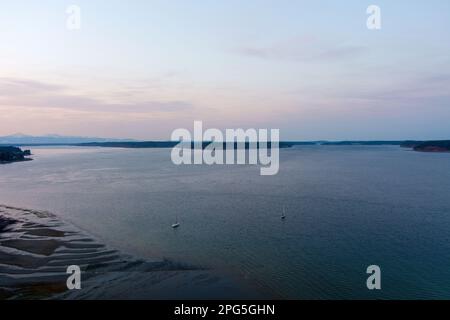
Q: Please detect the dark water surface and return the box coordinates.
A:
[1,145,450,299]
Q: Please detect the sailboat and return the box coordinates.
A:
[281,206,286,220]
[172,216,180,228]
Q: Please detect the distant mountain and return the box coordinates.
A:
[0,134,136,145]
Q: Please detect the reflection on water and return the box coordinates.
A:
[1,145,450,299]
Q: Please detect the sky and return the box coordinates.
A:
[0,0,449,140]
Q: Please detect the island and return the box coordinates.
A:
[75,141,297,149]
[0,146,32,164]
[411,141,450,152]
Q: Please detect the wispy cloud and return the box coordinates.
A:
[344,73,450,105]
[0,78,194,114]
[0,78,64,94]
[238,37,367,62]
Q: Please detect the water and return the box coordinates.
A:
[1,145,450,299]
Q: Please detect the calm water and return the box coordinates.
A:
[1,145,450,299]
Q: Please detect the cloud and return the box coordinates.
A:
[238,37,367,62]
[0,77,195,114]
[345,73,450,105]
[0,77,64,94]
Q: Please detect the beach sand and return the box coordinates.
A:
[0,205,258,300]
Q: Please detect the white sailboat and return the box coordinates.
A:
[172,216,180,228]
[281,206,286,220]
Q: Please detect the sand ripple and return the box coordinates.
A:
[0,205,253,300]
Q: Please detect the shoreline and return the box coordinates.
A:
[0,204,260,300]
[0,158,33,165]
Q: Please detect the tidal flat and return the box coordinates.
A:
[0,204,258,300]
